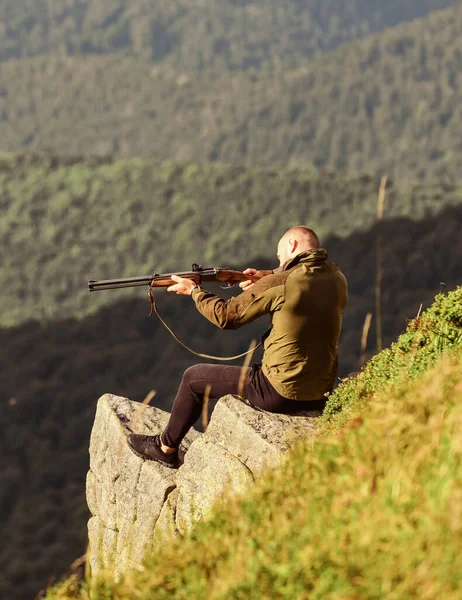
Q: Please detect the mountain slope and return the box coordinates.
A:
[0,0,456,71]
[1,2,462,178]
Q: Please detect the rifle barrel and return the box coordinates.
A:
[88,275,154,292]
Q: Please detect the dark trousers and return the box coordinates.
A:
[161,363,327,448]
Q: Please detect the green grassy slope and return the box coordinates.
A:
[46,287,462,599]
[1,2,462,178]
[0,0,455,70]
[323,284,462,425]
[1,153,462,328]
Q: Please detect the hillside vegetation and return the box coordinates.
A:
[46,288,462,599]
[2,3,462,178]
[1,153,462,328]
[0,0,456,70]
[2,208,461,600]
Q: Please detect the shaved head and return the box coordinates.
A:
[277,226,320,266]
[281,226,320,249]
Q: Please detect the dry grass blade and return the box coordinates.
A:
[142,389,157,405]
[68,553,87,572]
[377,175,387,220]
[131,389,157,428]
[238,339,258,397]
[202,384,212,431]
[375,175,387,352]
[360,312,373,368]
[83,538,91,582]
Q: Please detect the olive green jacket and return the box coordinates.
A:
[191,249,348,400]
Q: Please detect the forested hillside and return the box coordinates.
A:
[0,0,456,70]
[1,2,462,178]
[2,206,461,600]
[1,153,462,328]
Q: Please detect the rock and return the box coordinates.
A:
[153,487,180,545]
[86,393,321,577]
[204,395,320,473]
[175,437,255,533]
[174,396,321,534]
[86,394,198,578]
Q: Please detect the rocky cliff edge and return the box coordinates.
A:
[86,393,322,577]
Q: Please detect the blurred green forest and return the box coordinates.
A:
[1,205,462,600]
[0,0,456,70]
[1,153,462,328]
[1,1,462,178]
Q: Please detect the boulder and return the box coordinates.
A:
[86,394,198,578]
[87,393,321,577]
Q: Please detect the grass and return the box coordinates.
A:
[322,286,462,428]
[45,287,462,599]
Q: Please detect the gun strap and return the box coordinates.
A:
[148,287,262,361]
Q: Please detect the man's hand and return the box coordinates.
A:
[167,274,197,296]
[239,268,258,292]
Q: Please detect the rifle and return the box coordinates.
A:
[88,264,273,361]
[88,263,272,292]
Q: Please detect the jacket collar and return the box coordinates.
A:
[280,248,328,272]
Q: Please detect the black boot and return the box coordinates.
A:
[127,433,180,469]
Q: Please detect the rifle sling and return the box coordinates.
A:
[148,287,262,361]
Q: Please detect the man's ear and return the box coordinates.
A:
[289,238,298,253]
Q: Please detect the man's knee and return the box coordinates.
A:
[181,364,202,385]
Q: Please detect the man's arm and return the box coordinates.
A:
[167,274,284,330]
[191,276,284,330]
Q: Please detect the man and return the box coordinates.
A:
[128,226,348,468]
